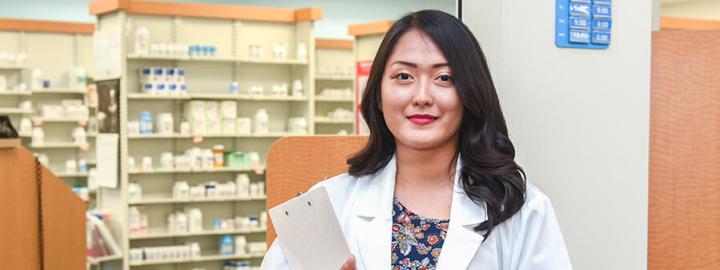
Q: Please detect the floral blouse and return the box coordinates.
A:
[391,198,450,270]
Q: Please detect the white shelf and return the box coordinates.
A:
[127,93,190,100]
[127,92,308,101]
[128,133,191,139]
[55,172,89,178]
[0,91,31,96]
[31,88,86,94]
[128,133,290,139]
[0,108,32,114]
[128,195,266,205]
[190,93,308,101]
[129,252,265,266]
[0,64,27,70]
[127,54,308,65]
[129,227,267,240]
[33,117,88,123]
[314,117,354,124]
[236,57,309,65]
[315,75,354,81]
[314,96,354,102]
[88,254,123,265]
[29,142,84,149]
[128,166,261,175]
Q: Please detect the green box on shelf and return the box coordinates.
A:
[226,152,251,168]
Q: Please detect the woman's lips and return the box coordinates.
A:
[408,114,438,125]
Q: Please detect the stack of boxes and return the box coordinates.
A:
[184,100,251,135]
[139,67,187,96]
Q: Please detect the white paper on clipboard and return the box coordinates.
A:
[269,186,351,270]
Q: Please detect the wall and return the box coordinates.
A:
[662,0,720,20]
[0,0,456,39]
[462,0,651,269]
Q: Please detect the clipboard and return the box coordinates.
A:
[269,186,351,270]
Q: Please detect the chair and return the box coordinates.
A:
[265,135,368,244]
[0,139,86,269]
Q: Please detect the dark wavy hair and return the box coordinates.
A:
[347,10,526,239]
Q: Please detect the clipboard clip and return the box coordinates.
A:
[0,139,21,152]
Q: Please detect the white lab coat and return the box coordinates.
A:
[261,155,573,269]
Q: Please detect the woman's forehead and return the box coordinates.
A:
[387,29,448,67]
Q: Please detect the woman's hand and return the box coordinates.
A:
[339,255,356,270]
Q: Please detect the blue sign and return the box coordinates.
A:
[556,0,612,49]
[591,32,611,44]
[593,5,612,18]
[569,3,591,17]
[569,17,591,29]
[593,19,612,31]
[569,30,591,43]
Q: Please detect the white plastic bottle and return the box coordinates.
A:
[235,235,247,255]
[235,174,250,198]
[175,212,188,233]
[254,109,269,134]
[31,127,44,146]
[135,26,150,56]
[129,206,142,235]
[31,69,43,90]
[187,208,203,232]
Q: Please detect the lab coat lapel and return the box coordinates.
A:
[353,156,396,270]
[437,158,487,269]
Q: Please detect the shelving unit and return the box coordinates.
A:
[313,38,356,135]
[91,1,323,269]
[349,20,393,135]
[0,18,97,203]
[129,227,266,240]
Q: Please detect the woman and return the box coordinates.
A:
[261,10,572,270]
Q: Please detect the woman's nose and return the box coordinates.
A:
[412,80,433,107]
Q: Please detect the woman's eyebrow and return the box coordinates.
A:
[391,60,449,68]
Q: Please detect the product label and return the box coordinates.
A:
[593,19,612,31]
[569,30,591,43]
[591,32,611,44]
[569,3,591,17]
[569,17,591,29]
[593,5,612,18]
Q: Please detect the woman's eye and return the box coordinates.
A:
[438,75,453,82]
[398,73,412,80]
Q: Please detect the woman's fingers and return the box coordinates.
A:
[339,255,356,270]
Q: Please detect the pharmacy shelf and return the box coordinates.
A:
[29,142,85,149]
[129,227,267,240]
[127,93,190,100]
[128,195,267,205]
[314,96,354,102]
[32,117,88,123]
[128,133,290,139]
[55,172,89,178]
[128,252,265,267]
[127,92,308,102]
[0,91,31,96]
[0,64,27,69]
[128,133,191,139]
[315,75,354,81]
[0,108,32,114]
[128,166,261,175]
[127,54,309,66]
[314,117,354,124]
[31,88,86,94]
[88,254,123,265]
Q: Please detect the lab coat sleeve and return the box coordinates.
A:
[260,239,290,270]
[512,194,573,270]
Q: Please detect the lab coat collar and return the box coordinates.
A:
[352,155,488,269]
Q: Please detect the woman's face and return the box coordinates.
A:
[381,28,463,151]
